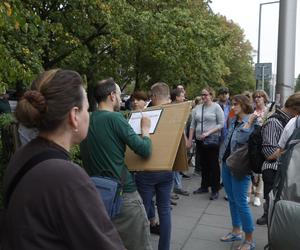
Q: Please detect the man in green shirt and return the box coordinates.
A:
[81,78,153,250]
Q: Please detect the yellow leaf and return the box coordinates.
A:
[4,2,12,16]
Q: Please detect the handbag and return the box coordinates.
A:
[226,143,251,179]
[202,133,220,146]
[200,105,220,147]
[91,168,126,219]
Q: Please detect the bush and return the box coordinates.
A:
[0,113,15,208]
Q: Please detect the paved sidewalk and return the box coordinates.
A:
[150,168,268,250]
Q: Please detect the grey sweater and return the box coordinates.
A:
[190,102,225,140]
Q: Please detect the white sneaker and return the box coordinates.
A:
[253,197,261,207]
[246,196,250,203]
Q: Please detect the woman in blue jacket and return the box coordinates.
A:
[220,95,257,250]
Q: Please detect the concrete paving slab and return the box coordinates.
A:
[150,167,268,249]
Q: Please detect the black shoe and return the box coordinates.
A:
[170,200,177,206]
[210,192,219,200]
[150,224,160,235]
[174,188,190,196]
[171,194,180,200]
[193,187,209,194]
[193,170,201,176]
[180,172,191,179]
[256,215,268,225]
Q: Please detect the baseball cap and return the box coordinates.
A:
[218,87,229,95]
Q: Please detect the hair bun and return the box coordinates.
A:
[23,90,47,112]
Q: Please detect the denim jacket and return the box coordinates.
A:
[222,114,256,158]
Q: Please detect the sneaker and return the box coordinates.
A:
[246,196,250,203]
[150,224,160,235]
[220,232,243,242]
[174,188,190,196]
[193,187,209,194]
[237,240,256,250]
[256,214,268,225]
[253,197,261,207]
[210,192,219,200]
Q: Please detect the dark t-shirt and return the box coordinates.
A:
[0,98,11,114]
[2,137,125,250]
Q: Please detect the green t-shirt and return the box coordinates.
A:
[81,110,152,193]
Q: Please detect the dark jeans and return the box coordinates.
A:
[136,171,173,250]
[196,140,220,193]
[262,169,277,215]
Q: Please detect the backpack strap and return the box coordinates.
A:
[296,116,300,129]
[268,110,288,128]
[4,149,69,208]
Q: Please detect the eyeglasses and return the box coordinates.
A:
[201,93,209,96]
[232,102,239,106]
[254,95,262,99]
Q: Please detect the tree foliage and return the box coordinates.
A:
[295,74,300,92]
[0,0,255,99]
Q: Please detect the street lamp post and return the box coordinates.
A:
[256,1,279,89]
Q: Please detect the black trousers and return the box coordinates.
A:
[196,140,220,193]
[262,169,277,215]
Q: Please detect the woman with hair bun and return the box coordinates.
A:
[2,69,125,250]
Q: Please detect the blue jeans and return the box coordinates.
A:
[222,162,254,233]
[136,172,173,250]
[173,171,182,190]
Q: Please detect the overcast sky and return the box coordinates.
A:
[210,0,300,78]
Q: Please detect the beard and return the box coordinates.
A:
[113,101,121,112]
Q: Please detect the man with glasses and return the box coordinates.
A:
[81,78,153,250]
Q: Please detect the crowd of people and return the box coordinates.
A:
[1,68,300,250]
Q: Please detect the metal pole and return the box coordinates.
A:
[262,66,265,91]
[275,0,298,106]
[257,4,262,65]
[256,1,279,90]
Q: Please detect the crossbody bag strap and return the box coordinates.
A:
[119,167,127,193]
[4,149,69,208]
[201,104,204,134]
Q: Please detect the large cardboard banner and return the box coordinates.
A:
[125,101,191,171]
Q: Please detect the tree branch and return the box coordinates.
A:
[43,23,109,69]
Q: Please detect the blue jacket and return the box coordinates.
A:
[222,115,256,157]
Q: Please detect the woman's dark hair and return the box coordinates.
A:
[232,94,254,114]
[15,69,84,132]
[131,90,148,101]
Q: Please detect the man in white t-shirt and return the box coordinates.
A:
[278,116,298,149]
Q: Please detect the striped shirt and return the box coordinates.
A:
[261,109,291,171]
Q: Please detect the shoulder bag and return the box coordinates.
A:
[226,143,251,179]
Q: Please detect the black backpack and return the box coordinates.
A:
[248,110,287,174]
[265,117,300,250]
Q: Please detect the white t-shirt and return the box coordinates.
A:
[278,117,297,149]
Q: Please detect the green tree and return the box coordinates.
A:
[0,0,256,100]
